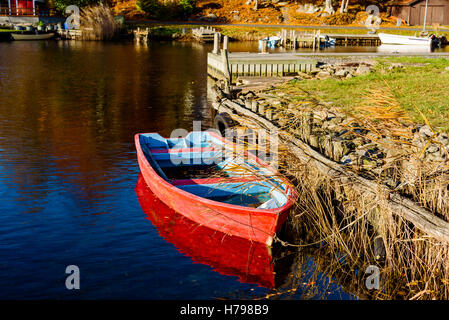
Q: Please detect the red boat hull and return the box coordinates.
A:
[135,133,295,245]
[135,174,277,288]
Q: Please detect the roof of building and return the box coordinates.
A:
[388,0,449,5]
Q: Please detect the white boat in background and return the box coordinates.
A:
[258,36,281,49]
[320,35,336,47]
[377,44,432,54]
[378,33,433,46]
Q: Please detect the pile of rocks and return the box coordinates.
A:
[235,86,449,192]
[312,61,375,79]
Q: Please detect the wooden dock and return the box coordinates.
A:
[208,52,317,82]
[277,29,381,49]
[192,26,217,43]
[208,36,317,83]
[56,29,83,40]
[331,33,381,46]
[133,27,149,43]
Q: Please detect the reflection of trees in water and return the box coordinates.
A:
[0,41,212,207]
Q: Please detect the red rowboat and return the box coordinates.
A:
[135,131,297,245]
[135,174,283,288]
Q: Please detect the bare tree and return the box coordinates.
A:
[324,0,335,14]
[339,0,349,13]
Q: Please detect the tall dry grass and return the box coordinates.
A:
[80,4,120,41]
[215,82,449,299]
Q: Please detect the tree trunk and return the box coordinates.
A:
[324,0,335,14]
[339,0,348,14]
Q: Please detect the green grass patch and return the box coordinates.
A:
[281,57,449,132]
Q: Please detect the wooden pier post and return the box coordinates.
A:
[293,30,297,50]
[221,48,231,95]
[261,40,268,54]
[223,35,229,51]
[213,32,219,54]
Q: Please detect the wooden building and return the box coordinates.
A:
[0,0,46,16]
[388,0,449,26]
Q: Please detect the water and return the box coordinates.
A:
[0,40,357,300]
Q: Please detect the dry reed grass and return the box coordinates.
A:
[217,82,449,299]
[80,4,120,41]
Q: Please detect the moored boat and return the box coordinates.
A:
[259,36,281,49]
[11,32,55,41]
[135,174,284,288]
[378,33,433,46]
[135,131,297,246]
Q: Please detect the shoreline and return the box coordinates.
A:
[208,56,449,298]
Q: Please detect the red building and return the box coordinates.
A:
[0,0,47,16]
[388,0,449,26]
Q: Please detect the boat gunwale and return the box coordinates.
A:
[135,132,297,215]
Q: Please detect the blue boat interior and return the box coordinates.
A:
[139,132,290,209]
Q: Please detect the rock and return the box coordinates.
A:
[362,158,378,169]
[340,155,352,165]
[340,152,358,165]
[326,67,336,75]
[317,71,331,79]
[335,69,349,77]
[426,152,445,162]
[201,13,218,22]
[427,144,439,153]
[388,63,404,70]
[419,125,434,138]
[437,133,449,146]
[354,147,365,157]
[332,139,351,161]
[355,65,371,75]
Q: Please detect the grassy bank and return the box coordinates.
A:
[277,57,449,132]
[223,56,449,299]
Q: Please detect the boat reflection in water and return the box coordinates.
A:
[377,44,433,54]
[135,174,294,289]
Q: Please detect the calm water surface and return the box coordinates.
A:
[0,40,355,299]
